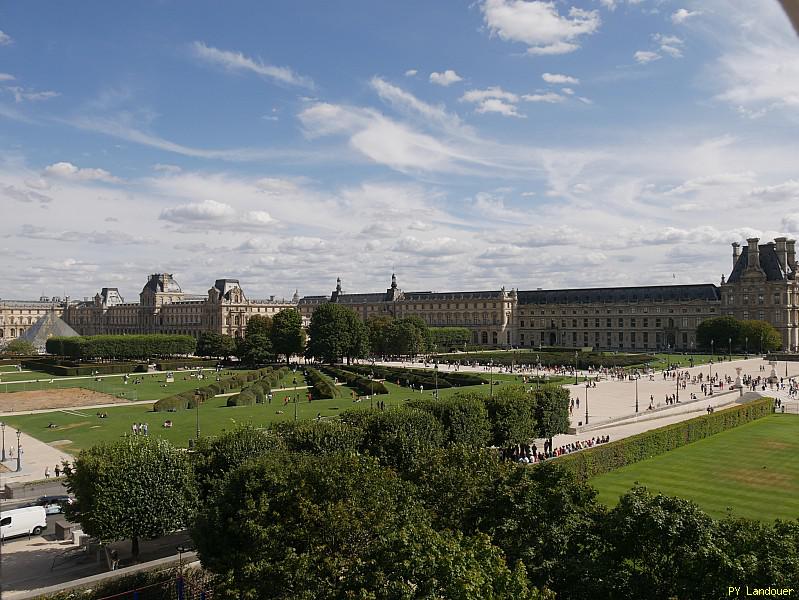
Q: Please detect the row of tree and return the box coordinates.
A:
[65,407,799,599]
[696,317,782,352]
[46,334,197,360]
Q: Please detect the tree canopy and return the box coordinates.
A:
[270,308,305,363]
[306,303,369,363]
[195,332,236,359]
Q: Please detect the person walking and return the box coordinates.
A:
[55,464,61,477]
[45,466,50,478]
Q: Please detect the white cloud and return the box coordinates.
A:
[461,87,519,104]
[0,30,11,46]
[634,50,661,64]
[481,0,601,55]
[750,180,799,202]
[599,0,617,10]
[542,72,579,85]
[189,41,314,88]
[561,87,575,95]
[663,172,756,196]
[370,77,465,132]
[404,69,418,77]
[653,33,684,58]
[159,199,276,231]
[475,98,524,117]
[671,8,700,24]
[393,236,467,257]
[522,92,565,103]
[44,161,121,183]
[153,163,182,173]
[1,184,52,205]
[5,87,60,102]
[429,69,463,86]
[18,224,151,245]
[0,73,14,81]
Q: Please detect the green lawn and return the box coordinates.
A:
[590,414,799,522]
[2,375,508,454]
[0,369,256,401]
[645,353,748,371]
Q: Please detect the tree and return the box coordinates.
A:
[428,327,472,351]
[273,420,364,455]
[532,385,571,444]
[196,332,235,359]
[3,339,36,355]
[194,452,546,600]
[236,315,274,366]
[408,394,491,447]
[244,314,272,338]
[366,315,394,357]
[739,319,782,352]
[270,309,305,363]
[386,317,425,356]
[306,303,369,364]
[64,437,195,560]
[696,316,741,352]
[483,386,538,449]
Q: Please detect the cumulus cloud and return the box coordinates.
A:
[159,199,275,230]
[190,41,314,88]
[429,69,463,86]
[44,161,121,183]
[522,92,565,103]
[404,69,418,77]
[634,50,661,64]
[475,98,524,117]
[481,0,601,55]
[0,30,11,45]
[671,8,700,24]
[393,236,467,257]
[0,73,14,81]
[542,72,579,85]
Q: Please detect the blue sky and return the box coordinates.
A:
[1,0,798,301]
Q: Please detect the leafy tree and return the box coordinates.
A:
[386,317,426,356]
[341,407,445,469]
[483,385,538,449]
[739,319,782,352]
[273,420,364,455]
[532,385,571,444]
[696,316,742,352]
[193,425,284,502]
[244,314,272,338]
[270,308,305,363]
[3,339,36,355]
[306,302,369,364]
[47,334,196,360]
[64,436,196,560]
[194,452,547,600]
[408,394,491,447]
[196,332,235,359]
[428,327,472,351]
[366,315,394,357]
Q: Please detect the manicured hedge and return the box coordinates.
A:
[225,368,290,407]
[555,397,775,482]
[432,350,656,369]
[155,359,219,371]
[306,367,338,400]
[153,368,273,411]
[273,420,364,454]
[46,334,196,360]
[21,359,146,376]
[321,366,389,396]
[346,364,455,390]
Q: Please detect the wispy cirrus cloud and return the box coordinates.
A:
[189,41,314,88]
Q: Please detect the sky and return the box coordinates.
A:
[1,0,798,302]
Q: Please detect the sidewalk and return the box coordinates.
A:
[0,429,73,486]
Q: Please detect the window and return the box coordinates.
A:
[572,319,577,328]
[606,318,611,328]
[631,318,636,328]
[682,317,688,327]
[583,318,589,328]
[656,318,661,328]
[594,318,600,327]
[758,294,764,305]
[618,318,624,327]
[643,318,649,328]
[520,320,525,328]
[758,310,765,320]
[774,293,781,305]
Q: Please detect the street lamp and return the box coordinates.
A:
[294,392,299,421]
[745,336,749,356]
[584,382,589,425]
[1,421,5,462]
[293,377,298,421]
[489,359,494,398]
[728,337,732,361]
[369,372,375,409]
[433,364,438,400]
[666,344,671,371]
[710,339,714,381]
[194,388,201,441]
[635,376,639,413]
[16,429,21,472]
[536,354,540,390]
[574,351,579,385]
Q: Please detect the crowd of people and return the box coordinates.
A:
[503,435,612,463]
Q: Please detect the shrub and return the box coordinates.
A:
[407,395,491,447]
[321,366,389,396]
[21,359,145,376]
[274,420,365,454]
[305,367,338,400]
[556,397,774,481]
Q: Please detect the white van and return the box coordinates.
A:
[0,506,47,540]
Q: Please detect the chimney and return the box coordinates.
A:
[775,237,788,273]
[732,242,741,270]
[746,238,760,270]
[788,240,797,272]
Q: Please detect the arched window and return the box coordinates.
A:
[481,331,488,344]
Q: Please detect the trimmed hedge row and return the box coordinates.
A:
[321,366,389,396]
[225,367,291,407]
[432,350,657,369]
[555,397,775,482]
[46,334,196,360]
[306,367,338,400]
[346,364,451,390]
[21,359,146,376]
[153,368,274,412]
[155,359,219,371]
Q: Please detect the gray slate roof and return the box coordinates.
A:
[727,244,790,283]
[517,284,720,305]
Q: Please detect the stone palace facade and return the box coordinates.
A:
[2,236,797,351]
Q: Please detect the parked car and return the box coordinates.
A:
[30,495,74,515]
[1,506,47,540]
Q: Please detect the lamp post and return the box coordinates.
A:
[293,377,298,421]
[294,392,299,421]
[489,359,494,398]
[635,376,639,413]
[710,339,714,381]
[369,372,375,410]
[574,350,578,385]
[728,337,732,362]
[194,388,200,441]
[1,421,5,462]
[433,364,438,400]
[16,429,21,472]
[536,354,540,390]
[666,344,671,371]
[584,382,589,425]
[676,366,680,403]
[745,336,749,357]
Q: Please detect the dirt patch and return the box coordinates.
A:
[0,389,129,412]
[723,468,798,491]
[760,440,796,451]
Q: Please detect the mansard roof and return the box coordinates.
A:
[334,292,390,304]
[404,290,505,301]
[517,284,720,305]
[727,244,789,283]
